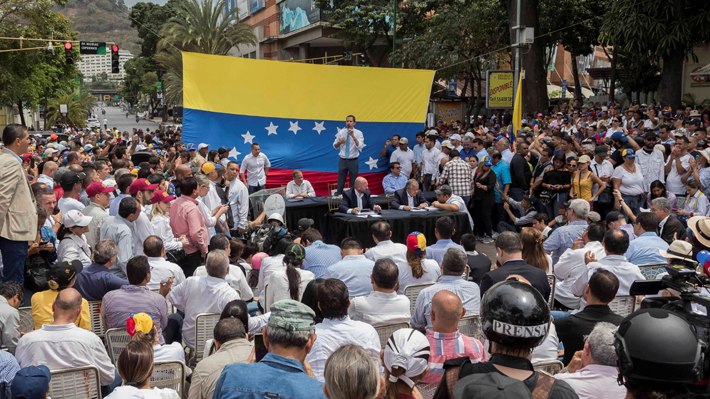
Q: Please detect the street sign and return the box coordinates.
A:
[80,42,107,55]
[561,79,567,99]
[486,70,514,109]
[447,79,457,97]
[59,104,68,116]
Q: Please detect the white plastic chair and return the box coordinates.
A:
[533,360,564,375]
[193,312,220,367]
[403,282,435,316]
[87,301,105,338]
[458,314,481,339]
[547,275,556,309]
[18,306,34,334]
[373,321,410,349]
[49,365,101,399]
[151,361,186,398]
[105,328,131,364]
[608,295,636,317]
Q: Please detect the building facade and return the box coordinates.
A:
[76,50,134,79]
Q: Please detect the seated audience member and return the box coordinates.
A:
[143,235,186,289]
[301,228,341,278]
[258,239,292,310]
[104,340,180,399]
[73,240,128,301]
[338,177,382,214]
[555,270,624,365]
[349,258,410,325]
[554,322,627,399]
[195,235,254,301]
[16,289,117,394]
[102,256,177,345]
[544,199,590,264]
[397,232,441,293]
[285,170,315,199]
[424,216,466,265]
[605,211,636,241]
[651,197,687,244]
[498,194,539,232]
[188,318,253,399]
[383,329,430,399]
[532,212,552,239]
[301,279,325,324]
[420,290,486,384]
[10,365,48,399]
[411,248,481,330]
[391,179,429,210]
[325,238,374,299]
[168,250,240,349]
[364,221,408,262]
[430,185,474,231]
[572,228,645,310]
[624,212,668,265]
[126,313,186,367]
[460,233,491,285]
[382,162,407,194]
[31,261,90,331]
[268,243,315,305]
[324,345,382,399]
[0,282,22,354]
[306,279,381,382]
[480,231,551,300]
[554,223,607,310]
[212,300,326,399]
[101,196,141,278]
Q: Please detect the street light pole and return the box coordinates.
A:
[513,0,521,104]
[392,0,396,68]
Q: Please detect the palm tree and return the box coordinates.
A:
[46,91,90,127]
[155,0,258,105]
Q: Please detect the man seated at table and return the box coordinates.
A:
[382,162,407,194]
[286,170,316,199]
[338,177,381,214]
[431,184,474,230]
[391,179,428,211]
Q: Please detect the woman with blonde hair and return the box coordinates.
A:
[105,340,180,399]
[324,344,381,399]
[397,232,440,294]
[382,329,430,399]
[520,227,552,273]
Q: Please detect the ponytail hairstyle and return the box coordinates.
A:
[406,250,425,279]
[117,340,154,388]
[283,243,307,301]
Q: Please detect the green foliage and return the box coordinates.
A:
[56,0,139,55]
[129,0,184,58]
[46,91,92,127]
[119,56,150,107]
[683,93,710,109]
[615,51,661,100]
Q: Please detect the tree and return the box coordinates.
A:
[602,0,710,110]
[46,91,90,127]
[129,0,184,58]
[119,56,150,107]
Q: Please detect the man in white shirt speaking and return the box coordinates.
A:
[240,143,270,194]
[333,115,364,195]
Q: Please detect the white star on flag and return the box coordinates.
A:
[365,157,379,170]
[241,131,255,144]
[229,147,241,161]
[288,121,302,135]
[313,121,326,135]
[265,122,279,136]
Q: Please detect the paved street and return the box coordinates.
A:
[90,106,158,133]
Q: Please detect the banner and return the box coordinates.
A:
[250,0,263,13]
[486,70,514,109]
[182,53,435,194]
[279,0,321,34]
[236,0,248,19]
[435,102,463,125]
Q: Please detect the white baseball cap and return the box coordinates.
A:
[102,179,117,188]
[198,143,209,151]
[63,210,93,228]
[268,213,284,225]
[450,134,462,141]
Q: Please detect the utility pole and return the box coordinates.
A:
[392,0,396,68]
[512,0,522,104]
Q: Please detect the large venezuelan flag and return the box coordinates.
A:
[182,53,435,195]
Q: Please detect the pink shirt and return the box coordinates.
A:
[169,195,207,254]
[420,330,487,384]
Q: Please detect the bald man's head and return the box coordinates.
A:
[52,288,83,324]
[176,164,192,180]
[43,161,58,177]
[68,164,83,174]
[355,177,368,193]
[431,290,464,333]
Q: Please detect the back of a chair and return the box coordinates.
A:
[105,328,131,364]
[547,275,556,309]
[151,361,186,398]
[403,282,435,316]
[49,365,101,399]
[458,314,481,339]
[417,382,438,399]
[373,322,410,349]
[608,295,636,317]
[194,313,220,365]
[638,263,667,280]
[533,360,564,375]
[87,301,104,338]
[18,306,34,334]
[263,284,270,311]
[462,266,469,281]
[327,196,340,212]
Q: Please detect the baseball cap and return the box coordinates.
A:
[218,146,229,154]
[435,185,453,196]
[50,134,58,140]
[251,252,268,270]
[399,137,409,144]
[285,243,306,261]
[606,211,625,223]
[588,211,601,223]
[450,134,462,141]
[151,190,176,204]
[690,119,701,126]
[406,231,426,254]
[47,260,83,287]
[129,178,159,195]
[59,170,86,186]
[442,140,455,150]
[11,365,51,399]
[621,148,636,158]
[268,300,316,332]
[578,155,591,164]
[126,312,154,337]
[480,156,493,166]
[610,132,628,142]
[201,162,221,175]
[298,218,314,230]
[86,181,115,198]
[268,213,284,225]
[644,131,657,140]
[187,143,197,151]
[44,148,58,157]
[63,209,92,227]
[522,195,537,204]
[198,143,209,151]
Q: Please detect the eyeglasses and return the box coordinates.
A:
[568,164,578,168]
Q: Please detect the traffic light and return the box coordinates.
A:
[358,53,367,67]
[111,45,120,74]
[64,42,73,65]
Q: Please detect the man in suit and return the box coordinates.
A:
[0,124,38,284]
[479,231,550,301]
[391,179,429,210]
[650,197,687,244]
[338,177,382,214]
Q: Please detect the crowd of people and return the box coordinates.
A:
[0,98,707,399]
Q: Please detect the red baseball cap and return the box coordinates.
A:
[151,190,176,204]
[129,178,159,195]
[86,182,115,198]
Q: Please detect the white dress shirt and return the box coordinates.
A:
[167,276,241,348]
[133,211,155,257]
[305,316,381,382]
[258,254,285,309]
[554,241,606,309]
[635,148,666,192]
[396,258,441,294]
[150,214,183,252]
[589,159,614,203]
[197,198,219,240]
[571,254,646,311]
[348,291,411,325]
[390,148,416,178]
[241,153,271,186]
[364,240,408,263]
[58,234,92,268]
[15,323,116,386]
[227,178,249,230]
[147,257,186,289]
[37,174,53,188]
[665,153,692,195]
[421,147,441,176]
[334,128,365,159]
[446,194,474,231]
[267,268,315,306]
[58,197,85,214]
[194,264,254,300]
[555,364,628,399]
[286,180,316,198]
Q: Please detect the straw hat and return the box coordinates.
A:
[658,240,693,262]
[688,216,710,247]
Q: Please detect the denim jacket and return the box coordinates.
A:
[212,353,326,399]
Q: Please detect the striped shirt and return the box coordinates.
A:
[420,330,487,384]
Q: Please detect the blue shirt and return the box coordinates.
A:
[425,239,466,266]
[74,262,129,302]
[384,144,397,159]
[625,232,669,265]
[40,226,57,265]
[544,221,589,265]
[0,350,19,399]
[213,352,326,399]
[413,143,425,165]
[490,161,511,203]
[411,275,481,329]
[382,173,407,194]
[475,149,489,165]
[108,193,130,216]
[303,240,342,278]
[324,255,375,298]
[460,147,477,161]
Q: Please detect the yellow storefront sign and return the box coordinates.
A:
[486,70,514,109]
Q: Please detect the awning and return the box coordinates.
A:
[691,63,710,76]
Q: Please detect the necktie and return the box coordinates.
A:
[345,131,350,157]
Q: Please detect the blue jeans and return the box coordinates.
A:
[510,187,524,201]
[0,236,27,284]
[622,194,643,217]
[248,185,265,194]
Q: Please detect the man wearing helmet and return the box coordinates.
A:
[433,279,577,399]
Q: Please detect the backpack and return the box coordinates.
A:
[250,223,287,252]
[447,368,555,399]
